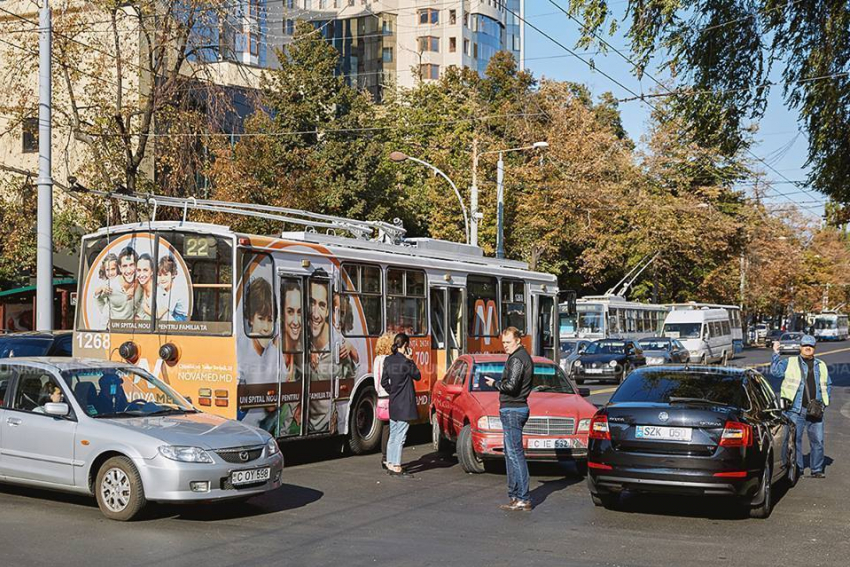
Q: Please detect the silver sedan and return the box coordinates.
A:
[0,358,283,520]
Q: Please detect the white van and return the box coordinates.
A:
[662,308,733,365]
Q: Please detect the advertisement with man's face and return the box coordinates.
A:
[79,233,194,332]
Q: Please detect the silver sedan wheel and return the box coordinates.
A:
[101,467,132,513]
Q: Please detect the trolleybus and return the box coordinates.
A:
[72,195,559,453]
[558,295,668,342]
[812,311,849,341]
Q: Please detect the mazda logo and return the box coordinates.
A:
[239,451,250,462]
[658,412,669,422]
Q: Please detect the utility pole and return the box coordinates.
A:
[470,137,479,247]
[36,1,53,331]
[495,152,505,259]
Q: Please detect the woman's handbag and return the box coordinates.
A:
[376,397,390,421]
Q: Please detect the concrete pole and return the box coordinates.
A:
[496,152,505,259]
[36,2,53,331]
[470,137,479,247]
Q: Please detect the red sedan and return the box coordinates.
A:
[430,354,598,474]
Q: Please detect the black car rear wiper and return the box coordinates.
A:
[668,397,728,406]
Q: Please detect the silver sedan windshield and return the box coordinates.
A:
[60,366,194,418]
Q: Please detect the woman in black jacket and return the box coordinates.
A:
[380,333,421,478]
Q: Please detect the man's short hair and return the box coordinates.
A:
[158,254,178,276]
[118,246,138,264]
[502,326,522,340]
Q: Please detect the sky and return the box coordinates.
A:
[521,1,826,220]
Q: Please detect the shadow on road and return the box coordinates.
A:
[0,483,97,511]
[403,451,457,474]
[153,483,324,521]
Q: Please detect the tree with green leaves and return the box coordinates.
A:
[568,0,850,204]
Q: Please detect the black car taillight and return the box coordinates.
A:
[719,421,752,447]
[589,414,610,441]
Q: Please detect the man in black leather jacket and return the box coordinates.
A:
[484,326,534,511]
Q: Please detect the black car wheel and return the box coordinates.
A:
[749,460,774,519]
[457,424,486,474]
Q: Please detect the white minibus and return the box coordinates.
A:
[662,308,733,365]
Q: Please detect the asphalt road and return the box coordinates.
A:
[2,343,849,567]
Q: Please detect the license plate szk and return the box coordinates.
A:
[635,425,693,442]
[231,467,271,486]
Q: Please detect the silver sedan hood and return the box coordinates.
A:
[103,412,269,450]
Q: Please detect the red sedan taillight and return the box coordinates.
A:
[589,414,611,441]
[719,421,752,448]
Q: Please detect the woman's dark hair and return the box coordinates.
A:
[391,332,410,354]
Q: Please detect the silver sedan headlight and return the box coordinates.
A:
[266,438,280,456]
[158,445,214,464]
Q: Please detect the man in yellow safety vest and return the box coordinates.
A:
[770,335,831,478]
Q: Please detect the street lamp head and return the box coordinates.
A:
[389,151,409,163]
[532,141,549,149]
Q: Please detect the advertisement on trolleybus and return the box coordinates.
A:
[73,221,559,452]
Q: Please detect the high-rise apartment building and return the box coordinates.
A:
[213,1,525,100]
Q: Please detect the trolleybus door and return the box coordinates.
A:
[532,293,558,361]
[429,286,466,380]
[305,273,337,435]
[277,274,306,438]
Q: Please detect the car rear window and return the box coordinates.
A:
[0,338,53,358]
[610,371,748,408]
[471,363,575,394]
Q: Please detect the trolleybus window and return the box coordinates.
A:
[501,279,526,334]
[340,263,383,336]
[386,268,427,336]
[157,233,233,335]
[242,252,275,340]
[468,275,499,337]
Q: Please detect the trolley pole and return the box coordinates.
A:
[36,1,53,331]
[495,152,505,259]
[470,137,479,248]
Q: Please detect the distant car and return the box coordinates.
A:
[0,331,73,357]
[559,339,591,376]
[586,365,797,518]
[430,354,598,474]
[754,324,769,343]
[637,337,690,365]
[0,358,283,521]
[778,332,804,354]
[764,329,784,349]
[573,339,646,384]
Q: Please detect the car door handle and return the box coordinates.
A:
[6,417,22,426]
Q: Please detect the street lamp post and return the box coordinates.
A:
[389,151,470,245]
[479,142,548,259]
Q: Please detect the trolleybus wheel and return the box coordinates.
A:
[348,385,381,454]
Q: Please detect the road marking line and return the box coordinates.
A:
[589,387,618,396]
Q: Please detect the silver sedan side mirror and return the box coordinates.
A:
[44,402,70,417]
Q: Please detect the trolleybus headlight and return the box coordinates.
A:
[158,445,214,464]
[159,342,179,363]
[119,341,139,363]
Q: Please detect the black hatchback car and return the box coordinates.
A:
[573,339,645,384]
[0,331,73,357]
[587,366,797,518]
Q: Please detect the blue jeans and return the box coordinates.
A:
[500,406,530,502]
[386,419,410,467]
[788,410,825,473]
